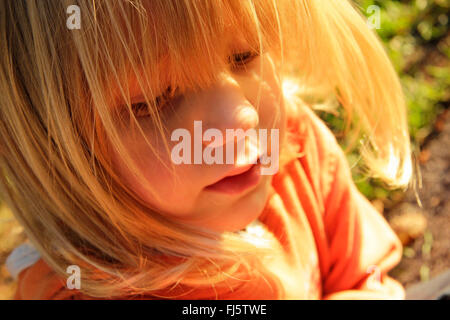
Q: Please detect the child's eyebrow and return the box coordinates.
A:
[111,88,158,116]
[129,93,147,105]
[115,86,168,111]
[113,67,172,110]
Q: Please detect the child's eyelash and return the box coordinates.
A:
[229,50,260,68]
[131,102,153,118]
[131,86,176,118]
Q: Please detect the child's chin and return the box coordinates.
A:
[219,174,273,232]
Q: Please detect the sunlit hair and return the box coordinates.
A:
[0,0,412,298]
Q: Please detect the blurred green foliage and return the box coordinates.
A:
[319,0,449,203]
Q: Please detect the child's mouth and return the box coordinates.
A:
[204,160,262,195]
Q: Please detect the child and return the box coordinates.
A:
[1,0,412,299]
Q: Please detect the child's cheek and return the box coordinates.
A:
[109,133,203,215]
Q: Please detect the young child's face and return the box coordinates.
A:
[109,36,286,232]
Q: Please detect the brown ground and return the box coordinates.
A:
[387,109,450,289]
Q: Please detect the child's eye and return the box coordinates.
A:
[229,51,259,68]
[131,102,153,118]
[131,86,178,118]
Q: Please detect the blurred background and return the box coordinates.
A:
[0,0,449,299]
[320,0,449,292]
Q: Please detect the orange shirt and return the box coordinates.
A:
[11,105,405,299]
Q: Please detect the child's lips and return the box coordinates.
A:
[204,159,262,195]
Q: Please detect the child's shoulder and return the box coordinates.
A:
[283,100,349,206]
[287,99,342,157]
[6,242,41,282]
[287,100,344,170]
[6,243,82,299]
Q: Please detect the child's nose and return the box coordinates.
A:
[198,73,259,148]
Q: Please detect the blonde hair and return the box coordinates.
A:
[0,0,412,298]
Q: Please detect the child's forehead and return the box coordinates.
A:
[109,59,170,108]
[110,33,251,106]
[127,59,171,101]
[102,2,264,107]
